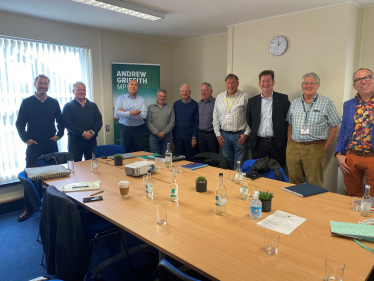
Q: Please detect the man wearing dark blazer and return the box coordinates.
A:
[246,70,290,167]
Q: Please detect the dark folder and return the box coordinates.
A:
[281,183,328,197]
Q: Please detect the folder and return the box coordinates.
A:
[182,162,208,170]
[281,182,328,197]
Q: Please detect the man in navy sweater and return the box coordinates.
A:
[173,84,199,161]
[16,74,64,221]
[62,82,102,162]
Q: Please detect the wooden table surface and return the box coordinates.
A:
[45,152,374,281]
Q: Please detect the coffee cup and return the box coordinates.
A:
[119,181,130,197]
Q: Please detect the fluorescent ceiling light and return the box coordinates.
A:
[72,0,165,21]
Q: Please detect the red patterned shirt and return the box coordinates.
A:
[348,93,374,152]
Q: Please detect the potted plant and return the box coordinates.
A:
[196,176,207,192]
[114,153,123,166]
[258,190,274,212]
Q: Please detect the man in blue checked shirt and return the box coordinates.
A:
[286,72,341,187]
[114,79,147,152]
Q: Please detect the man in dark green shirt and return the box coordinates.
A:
[16,74,64,221]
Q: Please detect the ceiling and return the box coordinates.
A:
[0,0,373,42]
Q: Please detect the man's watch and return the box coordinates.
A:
[335,152,342,157]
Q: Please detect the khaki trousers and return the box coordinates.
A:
[286,139,326,187]
[344,150,374,197]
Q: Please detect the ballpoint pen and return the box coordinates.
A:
[90,190,104,196]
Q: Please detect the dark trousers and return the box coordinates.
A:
[120,124,145,153]
[198,130,219,154]
[25,141,58,209]
[174,137,198,161]
[252,137,286,167]
[68,138,97,162]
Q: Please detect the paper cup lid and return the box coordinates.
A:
[118,181,130,187]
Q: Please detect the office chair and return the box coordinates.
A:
[192,152,230,169]
[242,158,289,182]
[37,152,74,166]
[93,145,126,158]
[157,259,201,281]
[18,171,43,241]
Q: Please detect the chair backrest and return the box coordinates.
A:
[157,259,201,281]
[37,152,74,166]
[191,152,230,169]
[93,145,126,158]
[242,159,289,182]
[38,158,51,167]
[18,171,42,209]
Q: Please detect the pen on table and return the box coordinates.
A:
[90,190,104,196]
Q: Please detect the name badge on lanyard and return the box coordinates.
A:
[226,114,232,120]
[301,95,318,136]
[301,128,310,135]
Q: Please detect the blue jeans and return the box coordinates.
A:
[149,133,171,155]
[221,130,248,170]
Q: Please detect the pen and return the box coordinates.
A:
[90,190,104,196]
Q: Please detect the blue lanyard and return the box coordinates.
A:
[302,94,318,125]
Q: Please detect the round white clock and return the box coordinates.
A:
[269,36,288,56]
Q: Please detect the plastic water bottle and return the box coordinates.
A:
[170,173,178,202]
[235,161,242,184]
[239,173,248,200]
[361,185,372,217]
[145,170,153,198]
[165,143,172,168]
[250,192,262,220]
[215,173,227,216]
[91,152,98,173]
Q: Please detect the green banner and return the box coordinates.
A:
[112,63,160,151]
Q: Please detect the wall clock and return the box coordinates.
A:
[269,36,288,56]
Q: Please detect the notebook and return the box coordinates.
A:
[281,183,328,197]
[62,181,100,192]
[109,153,137,160]
[138,153,160,160]
[330,221,374,240]
[182,162,208,170]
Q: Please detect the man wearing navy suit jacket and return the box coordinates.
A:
[246,70,290,167]
[335,68,374,197]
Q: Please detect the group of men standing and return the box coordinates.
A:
[16,74,102,221]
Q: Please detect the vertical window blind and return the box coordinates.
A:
[0,37,92,183]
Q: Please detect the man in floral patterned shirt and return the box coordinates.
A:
[335,68,374,197]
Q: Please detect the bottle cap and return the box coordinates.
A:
[172,173,176,177]
[254,194,259,200]
[365,185,371,189]
[219,173,223,176]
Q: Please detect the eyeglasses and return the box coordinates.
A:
[354,75,373,84]
[302,82,317,86]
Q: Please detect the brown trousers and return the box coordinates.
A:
[286,139,326,187]
[344,150,374,197]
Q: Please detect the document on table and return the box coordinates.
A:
[256,210,307,235]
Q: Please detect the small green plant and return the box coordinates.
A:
[258,190,274,201]
[196,176,207,183]
[114,153,123,159]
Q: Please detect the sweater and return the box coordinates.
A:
[146,103,175,135]
[62,99,102,142]
[16,95,64,144]
[173,99,199,139]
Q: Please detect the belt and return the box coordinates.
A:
[297,140,326,145]
[199,130,215,134]
[221,130,242,134]
[349,150,374,157]
[258,136,273,141]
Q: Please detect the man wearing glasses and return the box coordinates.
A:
[286,72,341,187]
[335,68,374,197]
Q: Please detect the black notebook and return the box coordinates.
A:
[281,183,328,197]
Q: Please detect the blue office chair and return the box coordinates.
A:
[157,259,201,281]
[37,152,74,166]
[93,145,126,158]
[242,159,289,182]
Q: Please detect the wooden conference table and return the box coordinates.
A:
[44,152,373,281]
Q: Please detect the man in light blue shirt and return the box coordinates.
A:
[114,79,147,152]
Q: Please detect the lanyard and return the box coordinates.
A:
[354,239,374,254]
[302,94,318,125]
[226,92,237,111]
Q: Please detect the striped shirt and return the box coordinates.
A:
[213,90,251,136]
[286,94,341,142]
[114,93,148,126]
[257,92,274,137]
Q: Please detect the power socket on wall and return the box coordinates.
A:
[106,125,110,131]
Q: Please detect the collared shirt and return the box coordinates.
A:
[76,98,88,108]
[181,98,192,104]
[198,97,216,132]
[34,93,47,103]
[213,90,251,136]
[348,93,374,152]
[286,94,341,142]
[257,92,274,137]
[114,93,147,126]
[155,102,166,109]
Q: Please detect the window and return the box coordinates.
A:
[0,37,92,183]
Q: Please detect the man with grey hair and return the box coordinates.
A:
[335,68,374,197]
[286,72,341,187]
[198,82,219,153]
[146,89,175,155]
[16,74,64,221]
[62,81,102,161]
[173,83,199,161]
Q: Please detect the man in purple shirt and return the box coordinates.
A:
[198,82,219,153]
